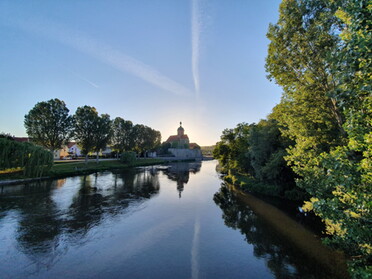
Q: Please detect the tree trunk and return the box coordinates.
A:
[96,152,99,164]
[85,154,88,165]
[50,149,55,165]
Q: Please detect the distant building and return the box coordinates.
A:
[165,122,202,159]
[54,146,69,160]
[13,137,31,143]
[166,122,190,148]
[67,142,82,157]
[12,138,82,160]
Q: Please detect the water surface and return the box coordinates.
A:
[0,160,347,279]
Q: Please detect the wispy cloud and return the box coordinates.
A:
[191,0,201,98]
[3,16,193,96]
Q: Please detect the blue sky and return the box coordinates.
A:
[0,0,282,146]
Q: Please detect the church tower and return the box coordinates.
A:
[177,121,184,137]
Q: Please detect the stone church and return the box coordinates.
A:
[166,122,197,148]
[165,122,202,159]
[166,122,190,148]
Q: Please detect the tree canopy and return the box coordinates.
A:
[215,0,371,276]
[92,113,112,161]
[111,117,134,154]
[72,106,102,162]
[24,98,73,152]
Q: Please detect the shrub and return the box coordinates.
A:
[120,151,137,165]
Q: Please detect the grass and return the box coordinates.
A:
[0,158,166,181]
[49,159,166,178]
[0,167,22,175]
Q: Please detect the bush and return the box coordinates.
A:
[120,151,137,165]
[0,138,53,177]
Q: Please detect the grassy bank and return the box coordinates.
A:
[0,159,165,182]
[49,159,166,178]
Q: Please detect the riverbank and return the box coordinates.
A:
[222,171,307,201]
[0,159,166,186]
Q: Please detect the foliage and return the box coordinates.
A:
[201,145,215,156]
[266,0,347,181]
[0,132,14,140]
[214,120,298,198]
[131,124,161,156]
[24,98,73,152]
[0,138,53,177]
[157,142,172,155]
[92,113,112,161]
[171,141,179,149]
[111,117,133,153]
[264,0,371,277]
[120,151,137,165]
[72,106,100,162]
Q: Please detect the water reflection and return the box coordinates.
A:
[0,168,160,267]
[0,162,348,279]
[214,184,348,279]
[162,162,201,198]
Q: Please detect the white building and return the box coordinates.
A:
[67,142,82,157]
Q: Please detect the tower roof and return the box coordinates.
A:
[178,121,184,131]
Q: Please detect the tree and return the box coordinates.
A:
[24,98,73,153]
[266,0,371,276]
[0,132,14,140]
[111,117,133,156]
[72,106,100,163]
[213,120,297,198]
[131,124,161,156]
[0,138,53,177]
[300,1,372,276]
[92,113,112,163]
[266,0,346,182]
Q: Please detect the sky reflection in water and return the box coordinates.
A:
[0,161,346,279]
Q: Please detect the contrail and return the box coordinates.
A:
[191,215,201,279]
[69,71,99,88]
[1,16,193,97]
[191,0,201,98]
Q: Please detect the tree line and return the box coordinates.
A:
[24,99,161,162]
[214,0,370,277]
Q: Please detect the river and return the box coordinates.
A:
[0,160,347,279]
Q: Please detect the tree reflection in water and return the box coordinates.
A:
[0,168,160,268]
[214,185,348,279]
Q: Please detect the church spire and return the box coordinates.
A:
[177,121,184,136]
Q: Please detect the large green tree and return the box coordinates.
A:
[111,117,133,155]
[24,98,73,153]
[92,113,112,163]
[266,0,346,182]
[213,120,297,198]
[300,1,372,276]
[132,124,161,156]
[72,106,100,163]
[266,0,371,276]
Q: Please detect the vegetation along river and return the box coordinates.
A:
[0,160,348,279]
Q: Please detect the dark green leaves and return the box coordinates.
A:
[24,98,73,151]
